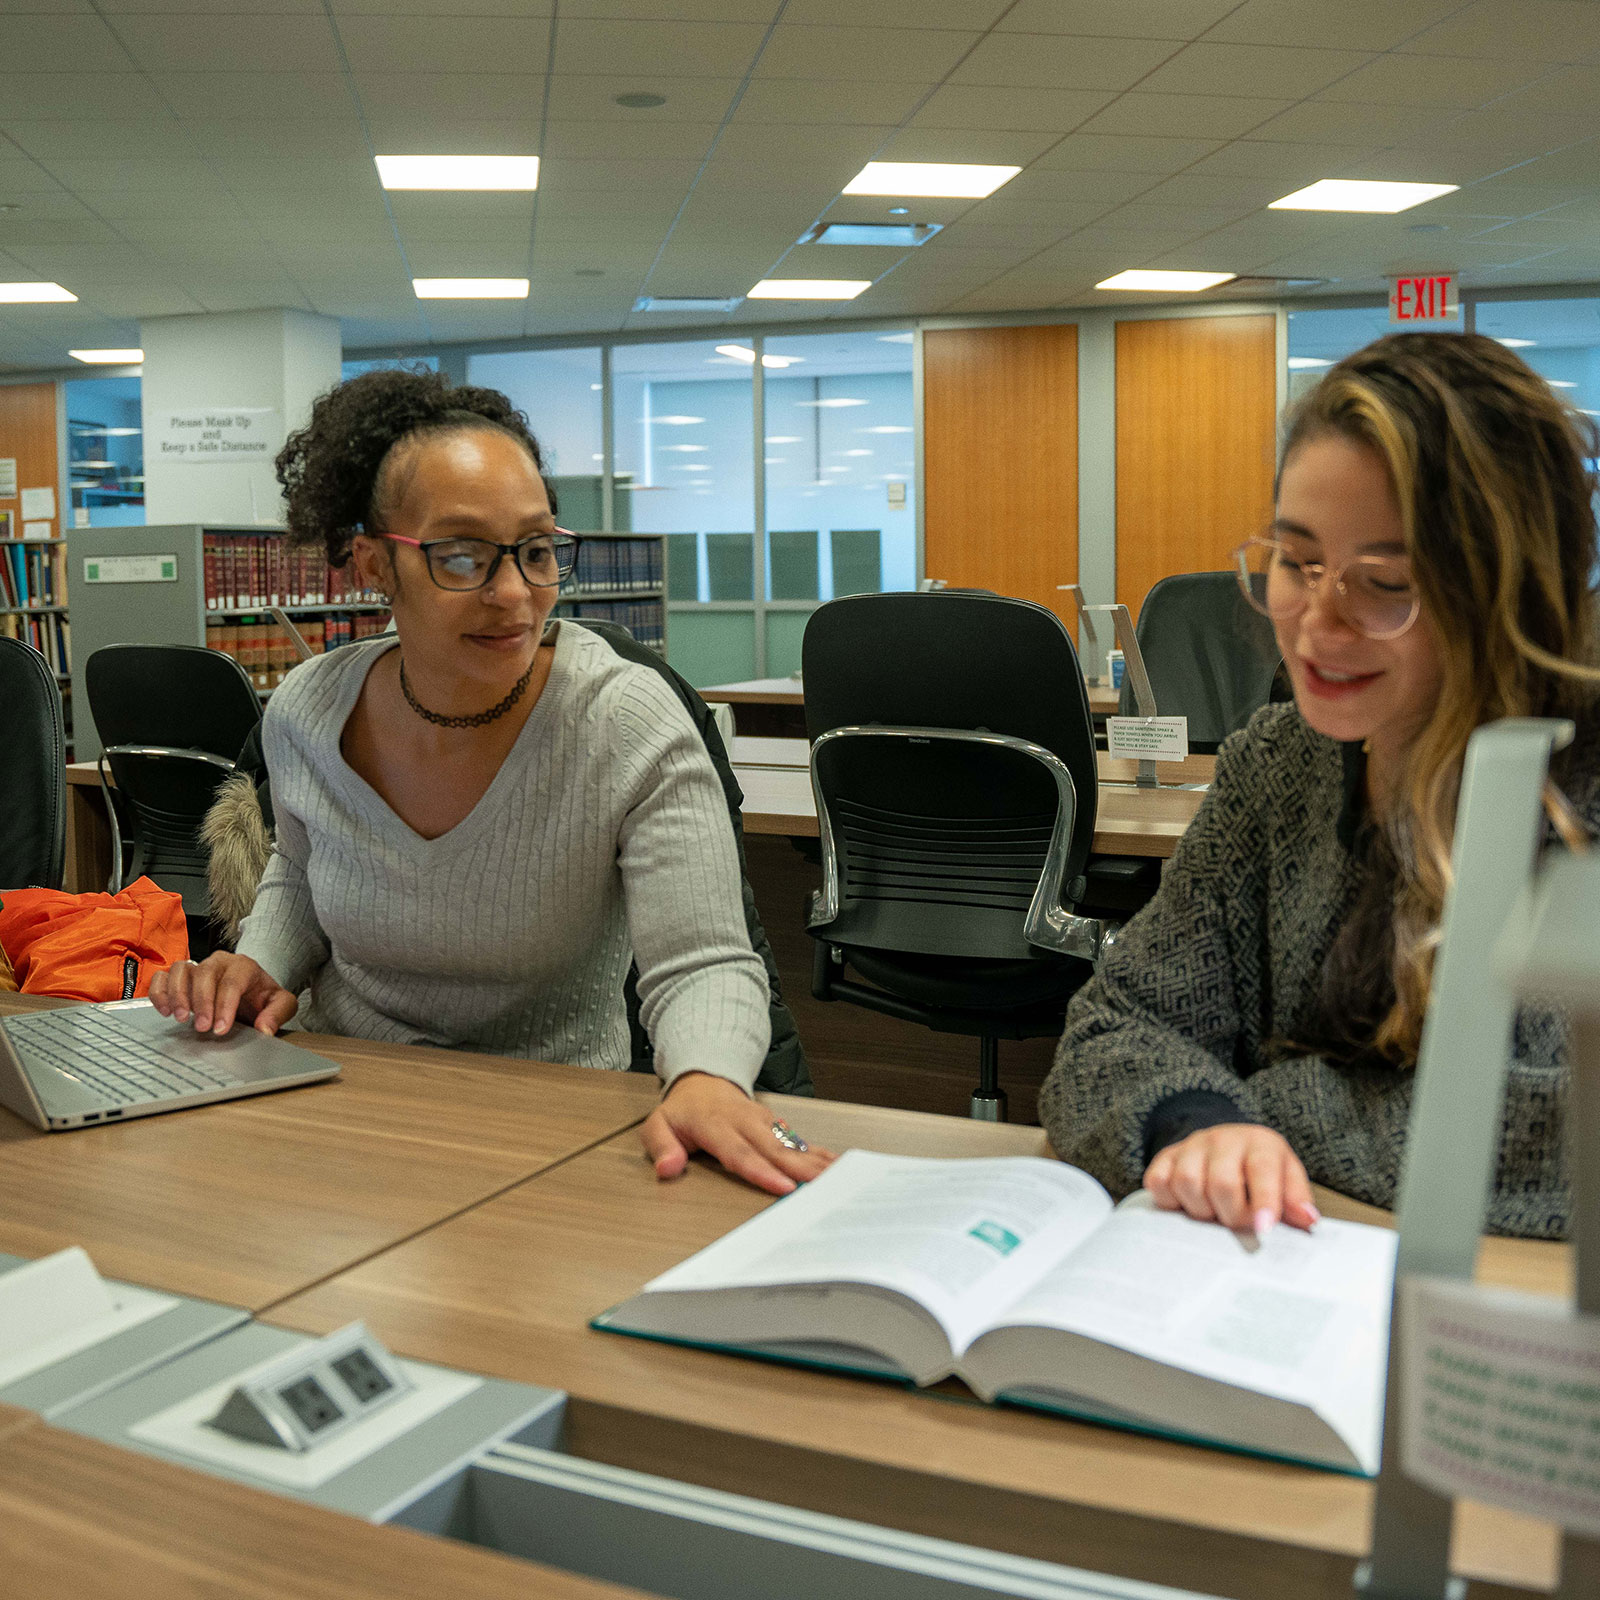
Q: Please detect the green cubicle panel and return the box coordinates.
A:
[767,531,819,601]
[764,609,813,679]
[665,534,700,602]
[546,475,633,533]
[831,528,882,597]
[705,533,754,601]
[664,609,756,688]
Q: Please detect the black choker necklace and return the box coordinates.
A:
[399,655,537,729]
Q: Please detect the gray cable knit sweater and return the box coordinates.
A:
[236,622,771,1090]
[1040,703,1599,1239]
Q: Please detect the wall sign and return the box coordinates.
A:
[83,553,176,584]
[146,406,281,464]
[1390,274,1458,323]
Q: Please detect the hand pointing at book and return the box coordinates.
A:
[1143,1124,1320,1235]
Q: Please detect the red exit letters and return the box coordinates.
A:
[1389,274,1458,322]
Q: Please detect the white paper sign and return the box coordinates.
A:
[147,406,280,464]
[1105,715,1190,762]
[20,486,54,519]
[83,553,177,585]
[22,521,50,541]
[1401,1275,1600,1537]
[0,457,16,498]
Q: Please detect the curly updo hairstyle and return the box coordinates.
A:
[275,367,549,567]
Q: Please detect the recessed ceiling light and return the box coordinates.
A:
[766,435,802,444]
[0,282,76,303]
[1268,179,1457,213]
[843,162,1019,199]
[748,279,871,300]
[1287,357,1332,370]
[377,155,539,191]
[615,92,667,109]
[713,343,800,368]
[412,277,529,298]
[70,348,143,364]
[634,295,742,313]
[654,415,704,425]
[802,222,942,247]
[1095,270,1236,292]
[1495,337,1535,348]
[798,397,869,408]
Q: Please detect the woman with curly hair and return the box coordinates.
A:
[1041,331,1600,1240]
[149,368,831,1196]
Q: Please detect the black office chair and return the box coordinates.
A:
[0,636,66,891]
[84,644,263,955]
[803,591,1121,1121]
[1118,571,1282,752]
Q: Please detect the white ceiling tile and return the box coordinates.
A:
[907,84,1116,133]
[150,72,355,119]
[756,26,978,82]
[733,76,930,124]
[0,15,129,71]
[552,20,767,78]
[37,158,226,192]
[1133,42,1373,99]
[539,120,721,161]
[536,191,684,225]
[353,73,549,122]
[707,119,886,171]
[995,1,1236,39]
[1390,108,1594,161]
[386,192,534,228]
[0,74,169,118]
[5,122,199,162]
[1032,133,1225,174]
[950,32,1182,90]
[543,74,741,121]
[1079,93,1293,140]
[0,160,74,197]
[1317,53,1549,107]
[824,193,971,225]
[98,0,321,11]
[783,0,1005,23]
[541,157,702,193]
[112,15,343,74]
[1136,172,1295,210]
[337,16,551,75]
[997,168,1157,207]
[67,187,244,220]
[402,242,531,275]
[875,128,1064,165]
[1494,67,1600,119]
[330,0,550,12]
[1205,0,1462,51]
[1398,0,1600,62]
[206,158,377,192]
[1243,99,1453,145]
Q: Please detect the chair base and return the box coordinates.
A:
[970,1089,1007,1122]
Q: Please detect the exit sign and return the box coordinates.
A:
[1390,274,1458,323]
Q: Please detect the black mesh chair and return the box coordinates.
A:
[0,637,66,891]
[84,645,262,954]
[803,591,1121,1121]
[1118,571,1282,752]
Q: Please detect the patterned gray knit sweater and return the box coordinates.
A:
[1040,702,1600,1239]
[236,622,771,1090]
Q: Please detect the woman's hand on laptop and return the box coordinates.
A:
[147,953,298,1038]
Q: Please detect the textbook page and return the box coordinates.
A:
[641,1151,1114,1352]
[981,1196,1396,1469]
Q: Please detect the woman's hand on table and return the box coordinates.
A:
[147,953,298,1038]
[640,1071,835,1196]
[1143,1123,1319,1234]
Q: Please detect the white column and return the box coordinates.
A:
[139,308,341,526]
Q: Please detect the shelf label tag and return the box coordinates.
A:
[1105,716,1189,762]
[1401,1275,1600,1537]
[83,554,176,584]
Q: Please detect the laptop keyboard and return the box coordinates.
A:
[7,1006,239,1107]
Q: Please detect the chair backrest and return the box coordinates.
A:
[803,592,1101,962]
[1118,571,1281,752]
[0,637,65,890]
[85,643,262,759]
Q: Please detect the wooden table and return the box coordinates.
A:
[0,991,658,1311]
[270,1097,1568,1600]
[734,763,1207,859]
[733,734,1216,790]
[0,1412,644,1600]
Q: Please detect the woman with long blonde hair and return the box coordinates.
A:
[1040,331,1600,1239]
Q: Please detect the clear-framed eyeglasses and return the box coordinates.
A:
[1232,536,1421,642]
[382,529,580,592]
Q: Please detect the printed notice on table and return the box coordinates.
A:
[1105,716,1189,762]
[1401,1275,1600,1537]
[147,407,281,464]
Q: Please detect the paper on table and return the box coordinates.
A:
[19,487,54,520]
[0,1247,178,1388]
[1401,1275,1600,1538]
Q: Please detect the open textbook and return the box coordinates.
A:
[595,1151,1398,1475]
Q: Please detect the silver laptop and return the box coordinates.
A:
[0,999,340,1132]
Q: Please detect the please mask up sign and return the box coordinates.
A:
[1389,273,1459,323]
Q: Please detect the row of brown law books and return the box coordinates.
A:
[205,612,390,691]
[203,532,384,611]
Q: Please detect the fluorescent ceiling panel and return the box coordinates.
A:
[747,279,870,300]
[634,296,743,312]
[0,283,77,303]
[843,162,1019,198]
[1268,179,1457,213]
[714,343,800,368]
[413,278,529,298]
[70,348,144,363]
[804,222,942,247]
[1095,270,1236,292]
[377,155,539,191]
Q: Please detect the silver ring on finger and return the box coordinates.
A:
[771,1119,809,1153]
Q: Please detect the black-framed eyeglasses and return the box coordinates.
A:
[382,529,580,591]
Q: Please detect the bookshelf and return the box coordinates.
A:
[0,537,73,748]
[553,531,665,653]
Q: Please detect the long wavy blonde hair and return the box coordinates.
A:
[1283,332,1600,1064]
